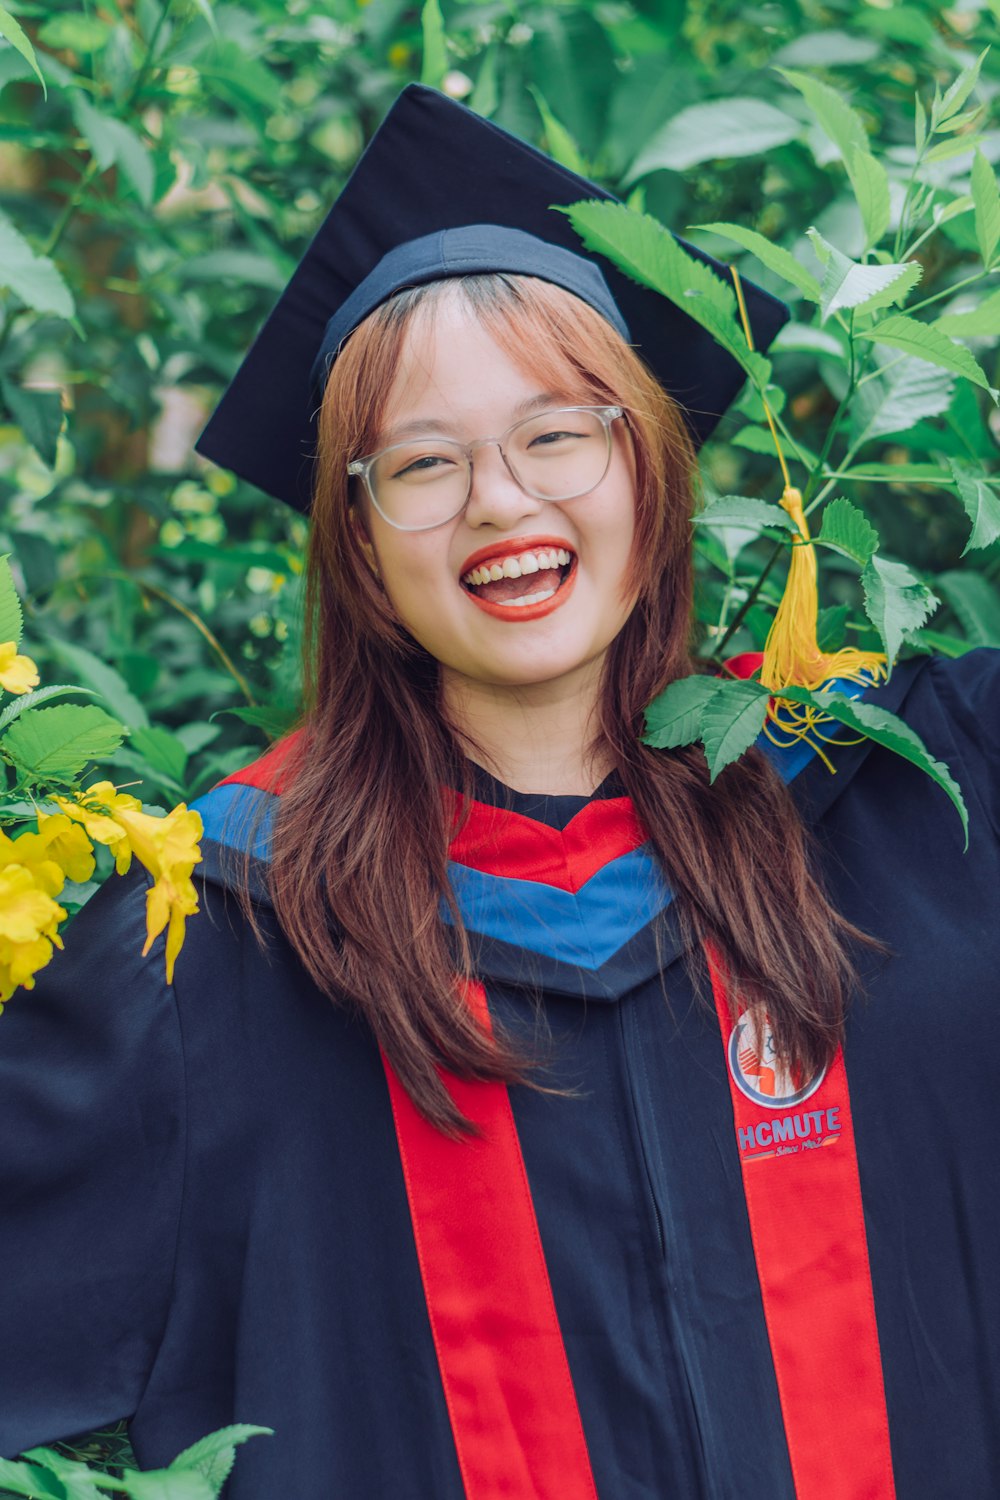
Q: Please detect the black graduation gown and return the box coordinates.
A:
[0,649,997,1498]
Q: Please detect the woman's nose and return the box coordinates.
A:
[462,441,545,529]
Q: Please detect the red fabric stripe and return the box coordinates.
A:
[708,951,896,1500]
[218,730,303,793]
[382,982,598,1500]
[448,795,646,892]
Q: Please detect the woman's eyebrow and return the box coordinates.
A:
[378,392,573,445]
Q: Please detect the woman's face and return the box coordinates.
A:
[361,292,638,707]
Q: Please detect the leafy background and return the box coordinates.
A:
[0,0,998,1477]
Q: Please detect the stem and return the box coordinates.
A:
[905,269,994,316]
[802,329,857,506]
[714,540,785,658]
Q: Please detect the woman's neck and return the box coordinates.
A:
[442,669,613,796]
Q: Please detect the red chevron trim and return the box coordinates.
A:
[448,795,647,892]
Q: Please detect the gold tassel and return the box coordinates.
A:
[728,269,887,770]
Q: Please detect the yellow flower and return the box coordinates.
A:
[112,803,203,984]
[0,815,96,898]
[0,864,66,1006]
[53,782,143,875]
[0,641,40,696]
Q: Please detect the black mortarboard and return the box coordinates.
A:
[195,84,788,513]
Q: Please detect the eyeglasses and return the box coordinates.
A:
[347,405,624,532]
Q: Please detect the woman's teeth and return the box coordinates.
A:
[461,547,572,587]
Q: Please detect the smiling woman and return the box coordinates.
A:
[2,81,999,1500]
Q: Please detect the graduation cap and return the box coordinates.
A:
[195,83,789,513]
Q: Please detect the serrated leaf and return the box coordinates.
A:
[861,555,938,663]
[642,674,721,749]
[934,47,988,126]
[695,221,821,301]
[934,286,1000,336]
[948,458,1000,553]
[0,2,46,95]
[849,356,955,447]
[170,1425,272,1491]
[420,0,447,87]
[937,569,1000,645]
[847,147,890,252]
[778,686,967,844]
[0,554,22,648]
[4,704,127,781]
[45,638,149,728]
[925,134,983,166]
[0,683,95,733]
[777,67,869,162]
[857,313,999,397]
[19,1447,105,1499]
[730,424,821,467]
[528,87,585,174]
[692,495,799,537]
[0,209,74,318]
[118,1471,214,1500]
[971,149,1000,268]
[699,679,770,781]
[841,462,952,483]
[560,201,771,390]
[806,233,922,322]
[71,94,153,206]
[2,379,63,468]
[815,497,879,564]
[627,97,800,177]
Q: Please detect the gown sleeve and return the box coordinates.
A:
[925,646,1000,842]
[0,866,185,1458]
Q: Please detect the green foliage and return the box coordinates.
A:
[0,1425,270,1499]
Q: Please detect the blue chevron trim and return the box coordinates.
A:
[444,847,671,970]
[192,781,275,859]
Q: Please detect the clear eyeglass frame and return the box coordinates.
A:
[346,404,625,532]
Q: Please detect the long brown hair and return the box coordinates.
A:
[264,273,866,1134]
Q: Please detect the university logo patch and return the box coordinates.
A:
[727,1007,826,1109]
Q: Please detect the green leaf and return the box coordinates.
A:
[1,379,63,467]
[840,462,952,483]
[934,286,1000,336]
[38,13,111,51]
[933,47,988,127]
[936,570,1000,645]
[0,683,95,733]
[861,555,938,663]
[70,94,154,206]
[45,638,150,728]
[560,201,771,390]
[699,679,769,781]
[695,221,821,301]
[948,458,1000,554]
[642,674,721,749]
[627,97,800,176]
[0,553,22,650]
[528,87,585,174]
[170,1425,272,1492]
[817,603,850,651]
[778,687,967,845]
[118,1471,214,1500]
[0,209,74,318]
[857,314,999,397]
[0,2,46,95]
[178,251,288,291]
[849,356,955,448]
[469,43,498,117]
[904,628,976,658]
[131,725,189,784]
[692,494,799,537]
[815,496,879,564]
[730,424,820,467]
[420,0,447,87]
[971,149,1000,268]
[806,232,921,322]
[847,147,890,252]
[4,704,127,781]
[0,1454,65,1496]
[776,67,869,162]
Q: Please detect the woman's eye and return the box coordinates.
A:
[394,454,456,479]
[530,429,584,448]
